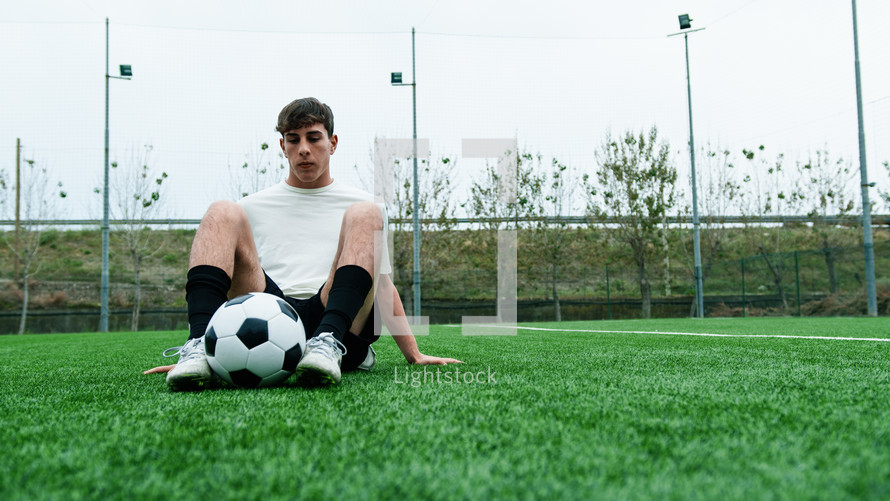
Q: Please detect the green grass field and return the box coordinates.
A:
[2,317,889,500]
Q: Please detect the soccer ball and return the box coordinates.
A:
[205,292,306,388]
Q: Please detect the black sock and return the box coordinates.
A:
[314,265,373,342]
[185,265,232,340]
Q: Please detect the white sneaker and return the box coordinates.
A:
[357,345,377,371]
[295,333,346,386]
[164,336,212,391]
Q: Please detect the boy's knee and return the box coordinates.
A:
[203,200,249,227]
[344,202,383,229]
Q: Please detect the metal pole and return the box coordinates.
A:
[741,258,746,317]
[15,138,21,278]
[794,251,801,317]
[101,17,110,332]
[411,27,421,319]
[685,32,705,318]
[851,0,878,316]
[605,265,612,320]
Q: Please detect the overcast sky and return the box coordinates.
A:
[2,0,889,220]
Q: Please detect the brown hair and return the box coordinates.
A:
[275,97,334,137]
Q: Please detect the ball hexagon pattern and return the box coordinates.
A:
[205,293,306,388]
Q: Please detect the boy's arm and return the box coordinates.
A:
[380,275,462,365]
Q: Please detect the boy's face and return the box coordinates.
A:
[280,122,338,189]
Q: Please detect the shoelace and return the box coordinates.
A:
[162,347,181,358]
[162,337,204,360]
[308,333,347,357]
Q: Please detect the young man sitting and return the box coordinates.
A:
[145,97,460,389]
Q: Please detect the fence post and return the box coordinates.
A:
[606,264,612,320]
[741,258,746,318]
[794,251,801,317]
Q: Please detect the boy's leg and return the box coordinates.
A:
[296,202,382,385]
[167,201,266,391]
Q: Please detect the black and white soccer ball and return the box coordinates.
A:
[205,292,306,388]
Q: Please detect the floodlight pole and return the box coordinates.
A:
[851,0,878,316]
[15,138,21,280]
[670,20,705,318]
[410,27,419,319]
[101,18,111,332]
[684,31,704,319]
[101,18,131,332]
[391,28,421,318]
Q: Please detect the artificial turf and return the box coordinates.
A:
[1,317,889,500]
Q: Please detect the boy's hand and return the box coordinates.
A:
[143,365,175,375]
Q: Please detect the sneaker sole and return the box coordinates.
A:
[167,374,210,392]
[294,367,339,387]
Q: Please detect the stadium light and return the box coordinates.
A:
[850,0,878,316]
[669,15,705,318]
[390,28,422,318]
[101,18,132,332]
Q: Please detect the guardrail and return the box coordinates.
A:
[2,214,888,227]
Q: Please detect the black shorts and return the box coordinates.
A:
[262,272,379,372]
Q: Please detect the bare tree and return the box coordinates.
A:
[737,145,795,310]
[225,142,286,200]
[680,143,742,316]
[525,153,580,322]
[792,149,856,294]
[383,147,459,297]
[585,127,677,319]
[388,155,458,232]
[98,145,168,331]
[468,149,540,231]
[0,154,66,334]
[361,139,460,305]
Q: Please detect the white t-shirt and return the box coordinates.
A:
[238,180,389,299]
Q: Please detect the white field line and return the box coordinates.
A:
[443,324,890,342]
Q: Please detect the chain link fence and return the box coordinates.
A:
[1,226,887,333]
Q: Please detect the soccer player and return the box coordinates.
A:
[145,97,460,390]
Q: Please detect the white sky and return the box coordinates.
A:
[1,0,889,220]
